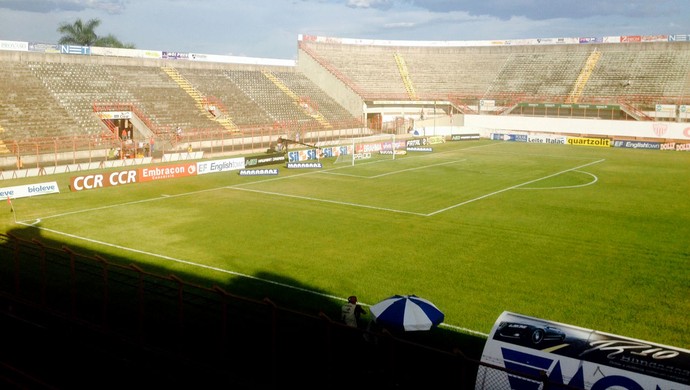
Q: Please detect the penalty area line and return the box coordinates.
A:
[427,158,605,216]
[229,187,427,216]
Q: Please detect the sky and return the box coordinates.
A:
[1,0,689,60]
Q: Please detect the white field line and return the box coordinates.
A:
[322,159,467,179]
[228,187,428,216]
[515,170,598,190]
[13,144,597,340]
[427,158,605,216]
[13,220,486,337]
[20,186,229,223]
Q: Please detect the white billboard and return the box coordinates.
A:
[476,311,690,390]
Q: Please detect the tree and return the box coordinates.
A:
[57,18,135,48]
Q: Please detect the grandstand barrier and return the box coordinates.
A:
[0,158,154,180]
[162,151,204,162]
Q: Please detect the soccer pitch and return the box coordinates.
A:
[2,139,689,349]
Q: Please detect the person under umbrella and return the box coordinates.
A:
[341,295,366,328]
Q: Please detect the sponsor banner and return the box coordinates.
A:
[476,311,690,390]
[621,35,642,43]
[566,137,611,147]
[60,45,90,55]
[139,163,197,182]
[0,40,28,51]
[321,145,352,158]
[90,46,146,58]
[661,142,677,151]
[380,140,407,151]
[656,104,677,113]
[287,149,319,162]
[527,135,566,144]
[196,157,244,175]
[642,35,669,42]
[450,134,480,141]
[669,35,690,42]
[286,162,322,169]
[407,146,433,152]
[380,150,407,155]
[612,140,661,150]
[492,133,529,142]
[97,111,132,120]
[427,136,446,144]
[162,51,189,60]
[406,138,429,147]
[675,143,690,151]
[356,142,384,154]
[238,168,279,176]
[321,147,335,158]
[28,42,59,53]
[579,37,601,44]
[70,170,138,191]
[244,153,286,168]
[0,181,60,199]
[517,102,620,110]
[480,99,496,109]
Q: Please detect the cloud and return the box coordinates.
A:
[0,0,125,14]
[407,0,684,20]
[346,0,392,9]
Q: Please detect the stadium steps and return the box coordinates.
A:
[261,70,333,129]
[394,52,418,100]
[0,125,9,154]
[161,66,239,133]
[567,49,601,103]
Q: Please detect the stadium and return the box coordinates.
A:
[0,32,689,389]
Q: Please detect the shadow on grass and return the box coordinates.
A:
[0,224,487,388]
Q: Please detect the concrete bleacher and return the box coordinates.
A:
[0,51,361,149]
[298,40,690,107]
[582,49,690,101]
[0,60,80,141]
[3,39,690,154]
[273,70,361,128]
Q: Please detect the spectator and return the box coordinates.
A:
[341,296,366,328]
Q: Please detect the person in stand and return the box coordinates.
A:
[341,296,366,328]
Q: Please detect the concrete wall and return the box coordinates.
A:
[296,49,365,118]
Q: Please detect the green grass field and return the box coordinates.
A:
[2,139,689,349]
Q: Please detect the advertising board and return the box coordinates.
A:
[476,311,689,390]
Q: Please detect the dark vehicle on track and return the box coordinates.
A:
[495,321,566,345]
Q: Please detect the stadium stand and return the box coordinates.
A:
[2,33,690,388]
[2,38,690,167]
[298,38,690,112]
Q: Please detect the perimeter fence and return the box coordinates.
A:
[0,124,376,173]
[0,232,585,389]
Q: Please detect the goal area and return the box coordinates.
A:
[326,134,405,166]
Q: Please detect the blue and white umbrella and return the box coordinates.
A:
[369,294,445,331]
